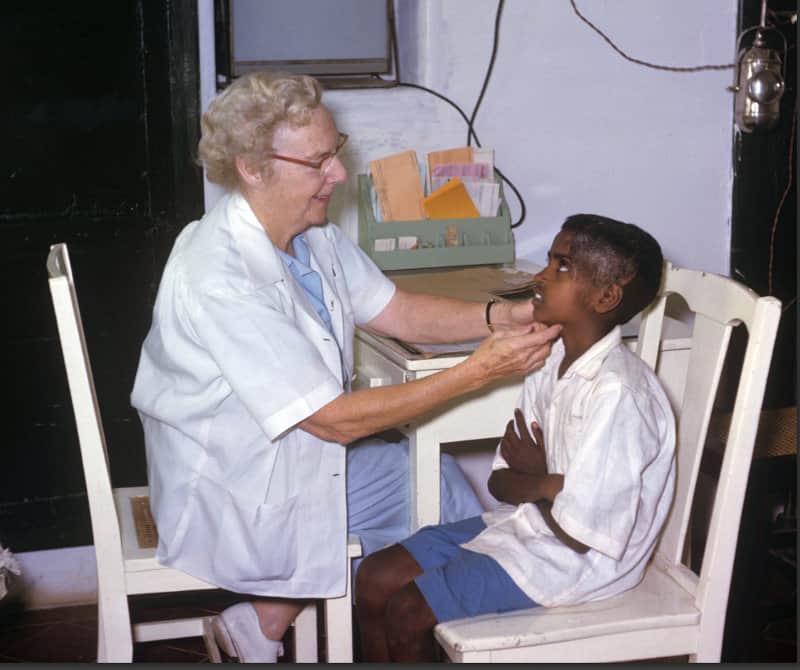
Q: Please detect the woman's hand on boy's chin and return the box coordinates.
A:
[532,318,561,331]
[469,323,561,383]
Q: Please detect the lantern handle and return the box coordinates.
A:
[735,24,787,81]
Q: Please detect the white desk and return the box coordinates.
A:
[353,268,693,530]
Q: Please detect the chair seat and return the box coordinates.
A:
[113,486,218,594]
[114,486,361,589]
[435,565,701,661]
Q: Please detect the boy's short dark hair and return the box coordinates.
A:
[561,214,663,325]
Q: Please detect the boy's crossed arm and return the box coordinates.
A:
[488,409,589,554]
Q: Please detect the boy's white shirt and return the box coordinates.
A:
[461,327,676,608]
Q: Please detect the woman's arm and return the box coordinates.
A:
[299,322,561,444]
[366,287,539,344]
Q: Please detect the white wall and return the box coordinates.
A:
[10,546,98,609]
[329,0,738,274]
[202,1,737,274]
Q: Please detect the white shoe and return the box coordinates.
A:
[212,602,284,663]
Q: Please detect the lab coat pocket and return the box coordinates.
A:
[200,477,300,582]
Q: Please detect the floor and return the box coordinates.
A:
[0,589,795,663]
[0,590,303,663]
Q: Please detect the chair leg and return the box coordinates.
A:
[324,551,356,663]
[96,597,134,662]
[293,602,319,662]
[96,604,106,662]
[323,593,354,662]
[202,616,223,663]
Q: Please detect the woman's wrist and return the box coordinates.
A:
[485,299,512,332]
[498,299,512,325]
[507,298,537,327]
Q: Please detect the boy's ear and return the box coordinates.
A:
[594,283,623,315]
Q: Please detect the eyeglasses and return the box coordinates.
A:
[266,132,348,176]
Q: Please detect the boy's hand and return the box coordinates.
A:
[500,408,548,475]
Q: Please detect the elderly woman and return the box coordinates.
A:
[130,71,560,662]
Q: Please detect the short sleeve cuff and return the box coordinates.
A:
[551,502,625,560]
[356,276,395,325]
[261,378,345,441]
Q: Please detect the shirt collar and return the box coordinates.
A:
[277,234,314,278]
[227,192,337,295]
[560,326,623,380]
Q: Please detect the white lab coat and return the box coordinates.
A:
[130,192,395,597]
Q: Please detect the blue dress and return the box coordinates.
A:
[347,436,484,560]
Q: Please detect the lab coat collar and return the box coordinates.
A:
[226,192,346,385]
[228,191,285,288]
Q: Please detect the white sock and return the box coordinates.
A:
[214,602,285,663]
[259,637,284,663]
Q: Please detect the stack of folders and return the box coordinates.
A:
[368,146,502,252]
[425,146,500,218]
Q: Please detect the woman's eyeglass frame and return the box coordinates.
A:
[266,133,348,175]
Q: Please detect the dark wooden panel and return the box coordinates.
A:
[0,0,203,551]
[730,0,796,409]
[1,1,148,218]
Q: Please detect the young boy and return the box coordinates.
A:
[354,214,677,662]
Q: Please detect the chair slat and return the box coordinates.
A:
[655,315,731,566]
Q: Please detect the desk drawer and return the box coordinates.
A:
[354,337,410,389]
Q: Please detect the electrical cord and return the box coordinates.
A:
[767,96,796,311]
[385,0,527,228]
[569,0,735,72]
[759,12,797,312]
[388,1,794,285]
[467,0,505,147]
[388,0,400,82]
[387,80,528,230]
[572,0,797,311]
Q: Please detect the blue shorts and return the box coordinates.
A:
[400,516,539,623]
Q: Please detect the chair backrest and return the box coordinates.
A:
[47,243,128,589]
[635,262,781,634]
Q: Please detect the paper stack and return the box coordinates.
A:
[368,150,426,222]
[368,146,502,223]
[426,146,501,218]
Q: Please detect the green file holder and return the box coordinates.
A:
[357,174,515,271]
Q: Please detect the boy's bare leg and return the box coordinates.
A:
[384,581,439,662]
[355,544,424,661]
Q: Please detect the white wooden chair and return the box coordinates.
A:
[47,242,360,663]
[434,262,782,663]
